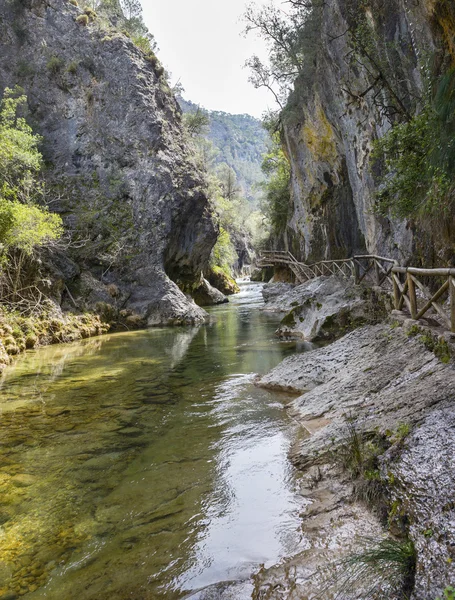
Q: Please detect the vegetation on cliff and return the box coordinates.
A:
[0,87,63,313]
[373,68,455,223]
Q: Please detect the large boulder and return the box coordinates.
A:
[256,323,455,597]
[192,278,228,307]
[262,276,386,341]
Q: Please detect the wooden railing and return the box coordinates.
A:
[258,251,455,332]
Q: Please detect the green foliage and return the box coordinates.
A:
[0,87,42,202]
[0,200,62,255]
[179,98,268,206]
[76,14,89,25]
[0,88,63,254]
[183,107,210,137]
[437,586,455,600]
[132,35,154,54]
[372,67,455,220]
[210,228,238,275]
[67,60,79,75]
[335,420,384,480]
[260,130,291,238]
[47,55,65,75]
[83,6,97,20]
[0,88,63,312]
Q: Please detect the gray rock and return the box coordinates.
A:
[281,0,447,263]
[256,323,455,597]
[0,0,217,324]
[193,278,228,306]
[262,276,385,341]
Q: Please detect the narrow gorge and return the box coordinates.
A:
[0,0,455,599]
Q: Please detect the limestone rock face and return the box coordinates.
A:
[262,277,385,341]
[282,0,453,263]
[0,0,217,324]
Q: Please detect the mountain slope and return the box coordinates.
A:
[178,98,268,205]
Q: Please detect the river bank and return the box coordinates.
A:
[0,304,110,374]
[254,277,455,599]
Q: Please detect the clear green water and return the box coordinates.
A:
[0,283,307,600]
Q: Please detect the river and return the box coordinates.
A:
[0,283,309,600]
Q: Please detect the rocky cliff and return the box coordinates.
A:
[282,0,455,264]
[0,0,217,325]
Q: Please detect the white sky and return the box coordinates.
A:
[141,0,275,117]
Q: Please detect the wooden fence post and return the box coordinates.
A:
[374,260,380,286]
[353,259,359,284]
[450,275,455,333]
[392,273,400,310]
[407,272,417,319]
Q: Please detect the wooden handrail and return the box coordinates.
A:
[258,250,455,333]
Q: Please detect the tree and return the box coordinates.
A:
[119,0,142,21]
[215,164,240,201]
[260,130,291,237]
[0,88,63,310]
[243,1,308,108]
[183,107,210,137]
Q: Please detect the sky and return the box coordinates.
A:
[141,0,275,118]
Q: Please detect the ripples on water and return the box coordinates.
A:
[0,283,309,599]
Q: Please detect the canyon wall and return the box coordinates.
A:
[282,0,455,264]
[0,0,217,324]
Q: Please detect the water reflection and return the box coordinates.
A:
[0,283,307,599]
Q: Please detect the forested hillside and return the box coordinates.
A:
[178,98,267,206]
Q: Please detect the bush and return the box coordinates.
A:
[437,587,455,600]
[67,60,78,75]
[47,55,64,75]
[372,68,455,221]
[83,6,97,20]
[76,14,89,25]
[0,199,62,254]
[68,0,78,5]
[210,228,238,275]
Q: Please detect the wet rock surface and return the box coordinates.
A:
[256,321,455,598]
[262,278,385,341]
[193,278,228,307]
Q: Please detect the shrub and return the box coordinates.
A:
[333,420,388,507]
[83,7,97,20]
[69,0,78,5]
[0,199,63,255]
[437,587,455,600]
[67,61,78,75]
[133,35,154,54]
[47,55,64,75]
[372,67,455,221]
[76,14,89,25]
